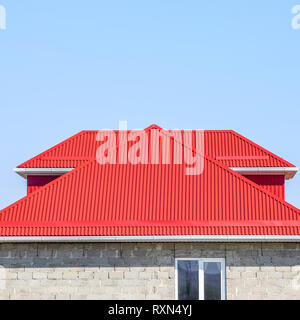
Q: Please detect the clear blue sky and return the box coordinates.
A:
[0,1,299,209]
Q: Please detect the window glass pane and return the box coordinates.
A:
[177,260,199,300]
[204,262,222,300]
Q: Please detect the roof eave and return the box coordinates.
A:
[2,235,300,243]
[230,167,299,180]
[14,168,74,179]
[15,167,299,180]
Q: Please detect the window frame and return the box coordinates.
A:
[175,258,226,300]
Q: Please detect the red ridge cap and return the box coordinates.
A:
[144,124,163,131]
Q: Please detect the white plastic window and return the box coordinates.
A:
[175,258,226,300]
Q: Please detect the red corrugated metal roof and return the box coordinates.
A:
[17,127,295,168]
[205,130,295,168]
[1,150,300,236]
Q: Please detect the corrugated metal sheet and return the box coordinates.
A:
[17,128,295,168]
[205,130,295,168]
[1,153,299,236]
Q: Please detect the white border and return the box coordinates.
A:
[14,168,74,178]
[175,258,226,300]
[230,167,298,180]
[1,235,300,243]
[14,167,298,180]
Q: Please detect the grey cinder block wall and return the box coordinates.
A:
[0,242,299,300]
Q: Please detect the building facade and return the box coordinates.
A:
[1,242,300,300]
[0,125,299,300]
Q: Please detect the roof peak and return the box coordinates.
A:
[144,124,163,131]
